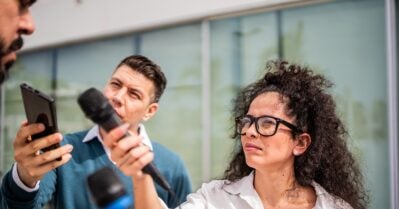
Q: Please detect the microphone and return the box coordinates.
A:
[77,88,172,192]
[87,167,133,209]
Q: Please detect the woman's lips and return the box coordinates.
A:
[244,143,263,151]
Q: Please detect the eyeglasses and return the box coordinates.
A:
[235,115,303,137]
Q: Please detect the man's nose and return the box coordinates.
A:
[113,88,126,100]
[19,10,36,35]
[111,88,127,106]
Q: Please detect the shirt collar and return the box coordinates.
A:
[222,171,256,196]
[82,124,153,150]
[222,171,263,208]
[223,172,342,208]
[223,171,331,195]
[311,181,328,196]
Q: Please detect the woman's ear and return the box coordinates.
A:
[293,133,311,156]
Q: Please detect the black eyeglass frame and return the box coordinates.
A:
[235,114,303,137]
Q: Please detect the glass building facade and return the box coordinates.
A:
[0,0,397,208]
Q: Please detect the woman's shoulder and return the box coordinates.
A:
[312,181,353,209]
[198,179,228,193]
[198,173,254,195]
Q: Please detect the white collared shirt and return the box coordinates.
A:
[12,124,153,192]
[160,172,353,209]
[82,124,153,160]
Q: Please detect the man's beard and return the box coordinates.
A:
[0,36,24,84]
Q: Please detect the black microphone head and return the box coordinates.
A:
[77,88,114,124]
[87,167,127,207]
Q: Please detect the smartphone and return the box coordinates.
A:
[20,83,61,154]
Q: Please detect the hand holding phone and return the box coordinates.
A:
[20,83,60,153]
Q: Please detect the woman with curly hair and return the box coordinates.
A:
[104,60,368,209]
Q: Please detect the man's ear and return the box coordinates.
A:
[142,103,159,121]
[293,133,311,156]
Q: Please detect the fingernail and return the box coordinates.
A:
[66,144,73,152]
[64,154,72,161]
[38,123,45,130]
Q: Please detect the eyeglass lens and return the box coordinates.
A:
[238,116,278,136]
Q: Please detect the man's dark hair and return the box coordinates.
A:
[117,55,167,103]
[224,60,369,209]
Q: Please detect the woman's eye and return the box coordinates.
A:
[259,119,275,129]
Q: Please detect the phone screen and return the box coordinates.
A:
[20,83,60,153]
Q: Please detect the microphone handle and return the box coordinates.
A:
[118,132,171,192]
[143,163,172,191]
[100,116,172,191]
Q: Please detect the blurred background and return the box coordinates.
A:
[0,0,398,208]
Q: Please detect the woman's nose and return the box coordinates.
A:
[245,123,259,138]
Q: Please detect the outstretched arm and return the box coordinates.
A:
[133,175,164,209]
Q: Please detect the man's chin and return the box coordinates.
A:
[2,52,16,69]
[4,60,15,71]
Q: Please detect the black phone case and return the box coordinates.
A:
[20,83,60,153]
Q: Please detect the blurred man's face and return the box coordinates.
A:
[0,0,36,84]
[103,65,158,131]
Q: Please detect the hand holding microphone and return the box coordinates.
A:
[102,123,155,178]
[77,88,172,192]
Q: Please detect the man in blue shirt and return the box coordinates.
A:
[0,55,192,208]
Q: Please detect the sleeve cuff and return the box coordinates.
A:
[12,163,40,192]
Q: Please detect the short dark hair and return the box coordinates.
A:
[117,55,167,103]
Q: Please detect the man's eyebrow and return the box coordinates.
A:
[110,77,121,82]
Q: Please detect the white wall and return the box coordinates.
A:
[24,0,306,50]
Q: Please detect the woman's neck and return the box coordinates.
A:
[254,165,296,205]
[253,165,316,209]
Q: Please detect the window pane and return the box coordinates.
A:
[209,13,279,178]
[282,1,388,208]
[140,24,203,187]
[396,0,399,201]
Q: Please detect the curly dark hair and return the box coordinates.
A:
[223,60,368,209]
